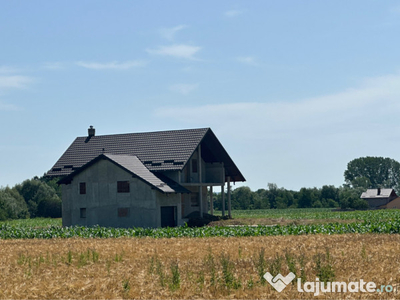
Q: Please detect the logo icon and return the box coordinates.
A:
[264,272,296,292]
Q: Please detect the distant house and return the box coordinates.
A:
[47,127,245,228]
[360,188,398,208]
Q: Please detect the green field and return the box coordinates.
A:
[1,208,400,239]
[214,207,400,221]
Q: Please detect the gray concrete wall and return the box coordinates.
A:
[61,158,181,228]
[180,186,208,217]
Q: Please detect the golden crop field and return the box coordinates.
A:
[1,234,400,299]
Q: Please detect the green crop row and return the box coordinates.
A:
[214,208,400,221]
[2,209,399,229]
[1,220,400,239]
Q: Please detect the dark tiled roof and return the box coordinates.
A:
[58,154,190,194]
[48,128,209,176]
[47,127,246,182]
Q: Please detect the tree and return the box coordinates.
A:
[339,186,368,210]
[298,188,313,208]
[0,187,29,220]
[344,157,400,192]
[15,178,61,218]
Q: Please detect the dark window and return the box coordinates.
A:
[79,182,86,194]
[118,207,130,217]
[117,181,130,193]
[80,208,86,218]
[192,159,198,173]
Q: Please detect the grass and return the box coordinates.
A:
[1,209,400,239]
[1,235,400,299]
[2,208,400,228]
[0,218,62,228]
[213,208,400,222]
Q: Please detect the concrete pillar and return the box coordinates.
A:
[198,145,203,218]
[209,186,213,215]
[221,184,225,217]
[227,176,231,218]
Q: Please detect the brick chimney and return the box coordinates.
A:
[88,125,95,137]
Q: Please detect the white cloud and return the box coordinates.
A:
[390,4,400,14]
[236,56,258,66]
[42,62,68,70]
[0,101,19,111]
[224,10,243,17]
[0,75,33,90]
[154,73,400,190]
[159,25,187,40]
[169,83,199,95]
[146,44,201,60]
[75,60,147,70]
[0,66,20,74]
[156,74,400,132]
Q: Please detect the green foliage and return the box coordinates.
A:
[169,261,181,291]
[255,248,266,285]
[1,210,400,238]
[1,209,400,239]
[214,184,340,210]
[339,186,368,209]
[344,156,400,192]
[313,248,335,283]
[0,187,29,220]
[205,248,216,286]
[15,178,61,218]
[220,253,241,289]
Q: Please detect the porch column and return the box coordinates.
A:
[227,176,231,218]
[221,184,225,217]
[198,144,203,218]
[209,186,213,215]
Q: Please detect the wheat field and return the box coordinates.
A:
[1,234,400,299]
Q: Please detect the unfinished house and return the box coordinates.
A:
[47,127,245,228]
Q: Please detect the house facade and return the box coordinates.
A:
[360,188,398,208]
[47,127,245,228]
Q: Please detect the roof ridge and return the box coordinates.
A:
[76,127,210,138]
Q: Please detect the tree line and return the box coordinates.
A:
[0,176,61,221]
[1,156,399,220]
[212,156,400,211]
[212,183,368,210]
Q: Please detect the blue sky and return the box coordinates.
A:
[2,1,400,191]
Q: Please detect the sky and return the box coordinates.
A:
[1,1,400,191]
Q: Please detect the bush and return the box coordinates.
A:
[15,178,61,218]
[37,196,62,218]
[0,187,29,221]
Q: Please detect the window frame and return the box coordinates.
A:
[117,181,130,193]
[79,182,86,195]
[118,207,130,218]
